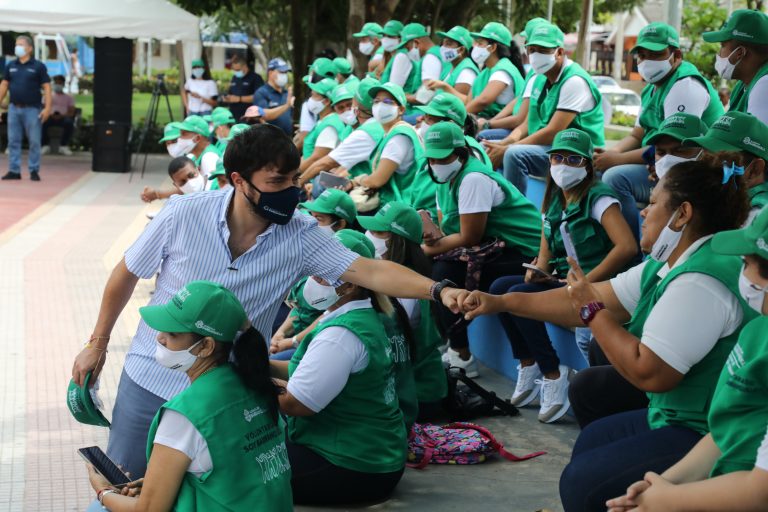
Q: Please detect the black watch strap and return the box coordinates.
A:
[431,279,457,302]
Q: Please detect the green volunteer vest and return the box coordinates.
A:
[193,144,221,168]
[639,61,724,146]
[471,58,525,118]
[445,57,479,88]
[513,70,537,116]
[624,240,757,434]
[302,112,348,159]
[348,120,386,179]
[749,182,768,211]
[146,366,292,512]
[528,62,605,147]
[287,307,407,473]
[380,312,418,430]
[381,49,420,93]
[729,61,768,115]
[437,156,540,257]
[412,300,448,402]
[373,122,424,206]
[287,277,322,334]
[543,182,621,276]
[214,138,228,154]
[708,316,768,476]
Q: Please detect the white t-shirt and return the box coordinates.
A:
[555,61,596,112]
[380,134,416,174]
[590,196,621,222]
[370,52,384,64]
[299,101,318,133]
[153,409,212,477]
[609,236,744,374]
[328,119,378,168]
[746,74,768,125]
[197,151,219,180]
[389,53,413,87]
[636,76,711,124]
[286,299,371,413]
[421,53,443,82]
[456,67,478,87]
[314,125,340,150]
[523,76,536,99]
[756,423,768,471]
[397,297,421,329]
[456,173,505,214]
[184,79,218,113]
[489,70,517,105]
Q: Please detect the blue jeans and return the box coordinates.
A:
[601,164,652,240]
[501,144,551,196]
[7,104,42,175]
[270,348,297,361]
[559,409,702,512]
[476,128,511,141]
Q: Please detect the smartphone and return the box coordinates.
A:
[78,446,132,487]
[522,263,558,281]
[560,222,579,264]
[418,209,442,240]
[318,171,350,190]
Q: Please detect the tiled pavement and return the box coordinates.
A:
[0,153,579,512]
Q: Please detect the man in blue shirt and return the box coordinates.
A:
[254,58,294,135]
[223,55,264,121]
[0,36,52,181]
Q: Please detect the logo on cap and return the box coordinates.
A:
[427,131,443,141]
[533,26,549,36]
[743,137,766,152]
[715,116,735,129]
[391,221,408,235]
[68,388,83,413]
[195,320,223,337]
[643,26,657,35]
[732,30,753,38]
[666,114,687,127]
[757,238,768,253]
[244,406,265,422]
[334,206,348,216]
[561,131,580,140]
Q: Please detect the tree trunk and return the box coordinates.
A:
[574,0,591,68]
[291,0,308,123]
[444,0,482,28]
[367,0,400,24]
[348,0,367,77]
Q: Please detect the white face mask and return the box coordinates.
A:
[550,164,587,190]
[738,266,768,314]
[715,47,743,80]
[372,103,399,124]
[650,210,685,262]
[317,222,337,235]
[654,152,700,180]
[167,137,197,158]
[381,37,399,52]
[154,338,203,372]
[179,174,205,194]
[14,45,26,58]
[440,46,459,62]
[275,73,289,88]
[530,52,557,75]
[637,55,673,84]
[302,277,341,311]
[471,45,491,67]
[191,68,204,79]
[431,157,463,183]
[307,97,327,115]
[408,47,421,62]
[339,109,357,126]
[365,230,389,259]
[359,41,375,55]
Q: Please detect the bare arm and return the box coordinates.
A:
[584,204,638,282]
[300,146,333,173]
[422,212,488,256]
[662,433,722,484]
[515,110,576,146]
[356,158,398,189]
[0,80,8,103]
[466,80,507,115]
[278,388,316,417]
[262,101,293,121]
[40,83,52,121]
[487,98,529,131]
[300,154,341,186]
[341,258,434,301]
[425,79,471,103]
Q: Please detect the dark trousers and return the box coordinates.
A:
[42,116,75,145]
[432,248,528,350]
[286,439,404,505]
[489,276,563,374]
[559,409,702,512]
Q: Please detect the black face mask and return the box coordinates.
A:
[242,180,301,225]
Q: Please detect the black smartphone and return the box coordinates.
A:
[78,446,132,487]
[318,171,350,190]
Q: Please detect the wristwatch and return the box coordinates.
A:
[430,279,457,303]
[579,301,606,326]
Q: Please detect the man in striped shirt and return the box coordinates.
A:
[71,125,462,478]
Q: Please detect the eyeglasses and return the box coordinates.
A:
[549,153,588,167]
[741,258,768,293]
[372,98,397,106]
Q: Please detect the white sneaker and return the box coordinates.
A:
[537,365,573,423]
[60,147,73,156]
[444,348,479,378]
[41,145,50,155]
[511,363,543,407]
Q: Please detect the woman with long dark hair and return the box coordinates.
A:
[181,59,218,116]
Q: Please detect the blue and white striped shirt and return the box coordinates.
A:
[123,188,359,400]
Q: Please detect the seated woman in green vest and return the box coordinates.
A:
[465,22,525,120]
[607,208,768,511]
[86,280,291,512]
[270,230,407,505]
[351,82,423,208]
[423,121,541,378]
[488,128,637,425]
[299,78,351,173]
[457,157,756,511]
[424,25,478,103]
[359,202,448,420]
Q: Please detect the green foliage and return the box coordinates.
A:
[611,111,637,127]
[513,0,643,34]
[681,0,728,84]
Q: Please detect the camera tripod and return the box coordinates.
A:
[131,74,174,180]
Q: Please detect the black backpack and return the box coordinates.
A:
[443,367,519,420]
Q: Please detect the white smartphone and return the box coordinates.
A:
[522,262,558,281]
[560,222,579,264]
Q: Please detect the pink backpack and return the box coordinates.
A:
[407,422,546,468]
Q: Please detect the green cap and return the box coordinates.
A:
[368,82,407,107]
[646,112,708,145]
[333,57,353,76]
[525,22,565,48]
[519,17,549,39]
[67,372,110,427]
[308,77,337,98]
[299,188,357,223]
[335,229,375,258]
[703,9,768,45]
[209,159,226,180]
[436,26,473,50]
[203,106,230,123]
[228,123,251,140]
[382,20,404,37]
[357,201,423,244]
[178,115,210,138]
[354,76,380,110]
[683,112,768,161]
[423,121,466,159]
[471,22,512,46]
[140,281,247,342]
[158,121,182,143]
[397,22,430,49]
[630,22,680,53]
[415,93,467,125]
[330,83,356,105]
[191,58,204,68]
[712,207,768,259]
[309,57,337,80]
[353,22,384,39]
[211,109,236,128]
[547,128,594,159]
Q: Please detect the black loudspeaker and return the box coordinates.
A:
[92,37,132,172]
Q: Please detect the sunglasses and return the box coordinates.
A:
[549,153,588,167]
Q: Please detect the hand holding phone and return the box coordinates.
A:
[79,446,132,487]
[318,171,350,190]
[522,262,558,283]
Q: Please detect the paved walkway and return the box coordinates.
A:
[0,153,579,512]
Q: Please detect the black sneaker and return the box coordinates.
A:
[1,172,21,180]
[30,172,41,182]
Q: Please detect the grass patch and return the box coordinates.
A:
[75,93,183,125]
[605,128,629,141]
